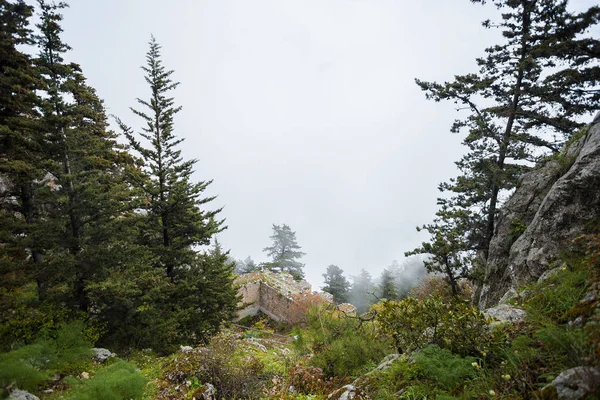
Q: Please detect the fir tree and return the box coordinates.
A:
[350,269,375,313]
[321,264,350,304]
[378,268,399,300]
[412,0,600,280]
[117,36,223,279]
[0,0,43,302]
[262,223,305,280]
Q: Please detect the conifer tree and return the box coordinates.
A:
[322,264,350,304]
[378,268,399,300]
[411,0,600,281]
[263,223,306,280]
[0,0,43,300]
[350,269,375,313]
[118,36,222,280]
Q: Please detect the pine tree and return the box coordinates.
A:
[412,0,600,280]
[0,0,43,303]
[350,269,375,313]
[322,265,350,304]
[262,223,305,280]
[377,268,398,300]
[118,36,222,280]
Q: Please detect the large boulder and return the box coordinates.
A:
[479,115,600,308]
[484,304,526,325]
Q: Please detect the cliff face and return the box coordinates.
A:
[479,114,600,308]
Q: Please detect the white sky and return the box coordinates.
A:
[56,0,598,289]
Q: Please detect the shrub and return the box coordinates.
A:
[375,296,490,357]
[0,322,92,392]
[158,332,266,399]
[65,360,146,400]
[304,306,392,378]
[412,345,477,391]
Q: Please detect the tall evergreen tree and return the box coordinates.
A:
[118,36,223,279]
[0,0,42,302]
[411,0,600,281]
[322,264,350,304]
[116,36,237,352]
[377,268,399,300]
[262,223,305,280]
[350,269,375,313]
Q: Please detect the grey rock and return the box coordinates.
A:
[479,118,600,308]
[484,304,526,324]
[580,292,596,304]
[499,288,519,304]
[545,367,600,399]
[538,267,563,283]
[373,353,401,372]
[328,384,368,400]
[200,383,216,400]
[179,345,193,353]
[8,390,40,400]
[92,347,113,362]
[568,316,584,328]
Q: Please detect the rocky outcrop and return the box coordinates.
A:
[541,367,600,400]
[483,304,526,327]
[479,115,600,308]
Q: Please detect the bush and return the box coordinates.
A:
[158,332,266,399]
[304,306,392,378]
[0,322,92,392]
[375,296,490,357]
[412,345,477,391]
[65,360,146,400]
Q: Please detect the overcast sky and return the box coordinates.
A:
[55,0,597,290]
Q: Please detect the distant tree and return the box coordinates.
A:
[378,268,398,300]
[262,223,305,280]
[235,256,259,275]
[321,265,350,304]
[350,269,376,313]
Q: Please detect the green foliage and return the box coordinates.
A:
[65,360,146,400]
[375,296,491,357]
[157,332,272,399]
[0,322,92,392]
[321,264,350,304]
[263,223,306,281]
[305,306,392,378]
[508,219,527,244]
[412,345,476,391]
[523,260,588,321]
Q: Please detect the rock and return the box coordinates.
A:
[484,304,526,324]
[479,116,600,308]
[568,316,584,328]
[197,383,216,400]
[245,338,267,353]
[499,288,518,304]
[580,292,596,304]
[179,345,193,353]
[8,390,40,400]
[92,347,113,362]
[543,367,600,399]
[80,371,90,379]
[372,353,401,372]
[328,384,369,400]
[537,267,563,283]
